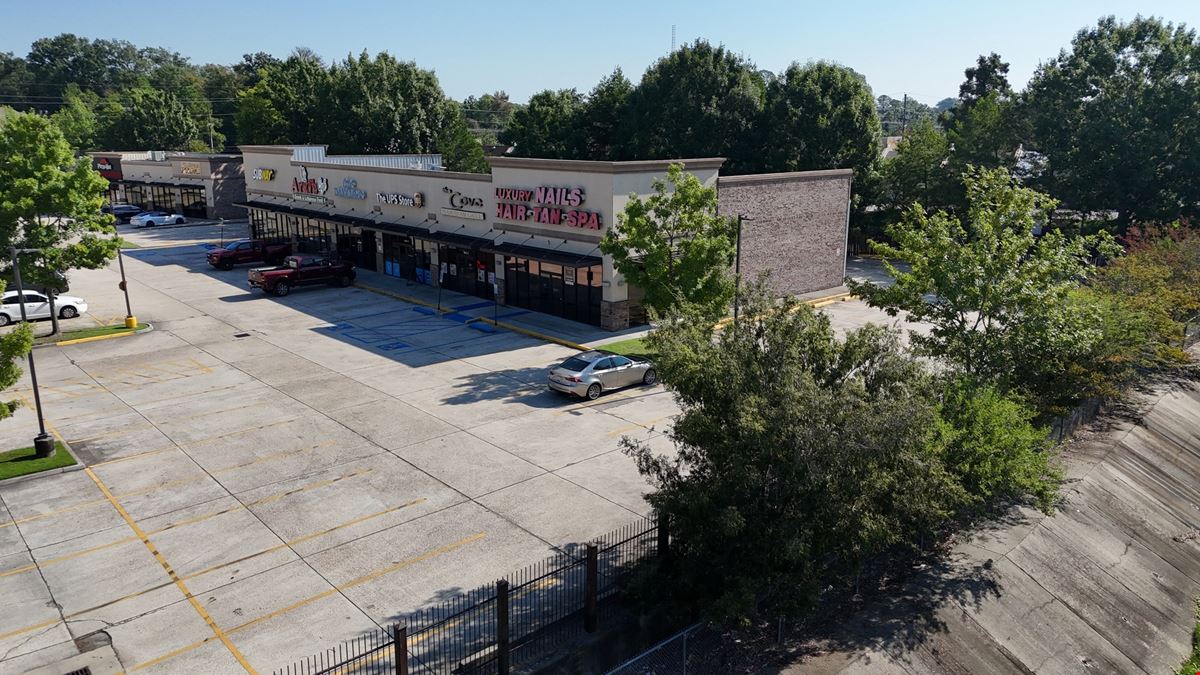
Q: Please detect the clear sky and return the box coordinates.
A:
[4,0,1198,104]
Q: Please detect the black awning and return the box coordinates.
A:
[236,201,379,229]
[419,229,492,250]
[372,221,430,237]
[485,241,602,267]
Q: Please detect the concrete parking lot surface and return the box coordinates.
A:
[0,224,904,673]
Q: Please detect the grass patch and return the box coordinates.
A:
[1180,601,1200,674]
[117,237,141,249]
[0,442,75,481]
[600,336,656,360]
[36,322,145,344]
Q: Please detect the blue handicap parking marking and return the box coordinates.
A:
[412,306,438,316]
[319,322,356,333]
[452,301,495,312]
[441,312,473,324]
[375,341,410,352]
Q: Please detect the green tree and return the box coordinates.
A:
[626,288,966,619]
[876,94,937,136]
[847,167,1119,414]
[501,88,584,158]
[600,164,735,319]
[625,41,764,173]
[234,54,330,146]
[101,88,199,150]
[760,61,880,175]
[0,53,31,111]
[0,111,119,294]
[957,53,1012,109]
[461,91,515,145]
[233,52,282,88]
[0,313,33,422]
[234,77,288,145]
[1023,16,1200,227]
[945,92,1019,174]
[50,85,99,151]
[437,102,488,173]
[882,117,953,211]
[579,68,632,160]
[323,51,450,154]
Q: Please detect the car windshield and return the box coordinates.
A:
[558,356,593,372]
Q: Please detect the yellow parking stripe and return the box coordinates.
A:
[130,532,485,671]
[84,468,256,674]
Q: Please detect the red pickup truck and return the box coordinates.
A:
[248,255,356,296]
[207,239,292,270]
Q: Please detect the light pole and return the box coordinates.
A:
[733,214,753,328]
[116,244,136,329]
[10,247,55,458]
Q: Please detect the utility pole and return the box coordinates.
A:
[11,248,55,458]
[901,94,909,134]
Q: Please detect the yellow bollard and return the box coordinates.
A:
[124,316,138,329]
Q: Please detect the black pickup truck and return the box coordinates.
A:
[248,255,356,296]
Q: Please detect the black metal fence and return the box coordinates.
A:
[275,514,663,675]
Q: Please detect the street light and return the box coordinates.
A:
[10,247,55,458]
[733,214,753,328]
[116,244,136,329]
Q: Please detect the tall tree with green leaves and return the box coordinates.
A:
[323,51,449,154]
[848,167,1119,414]
[49,85,99,151]
[461,91,515,145]
[759,61,881,174]
[625,41,764,173]
[501,88,585,159]
[882,117,954,211]
[579,68,632,160]
[234,54,331,146]
[0,111,119,294]
[437,102,488,173]
[99,88,199,150]
[1023,16,1200,228]
[600,163,736,319]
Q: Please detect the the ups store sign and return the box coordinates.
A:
[93,156,122,181]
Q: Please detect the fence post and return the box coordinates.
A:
[393,624,408,675]
[497,579,511,675]
[657,512,670,558]
[585,543,599,633]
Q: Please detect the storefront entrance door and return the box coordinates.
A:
[359,230,377,271]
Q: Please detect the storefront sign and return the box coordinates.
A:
[565,267,576,285]
[334,178,367,200]
[293,167,329,196]
[180,162,204,176]
[377,192,424,208]
[494,185,602,230]
[252,168,275,181]
[443,186,483,208]
[439,207,485,221]
[93,157,122,180]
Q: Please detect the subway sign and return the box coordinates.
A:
[494,186,602,230]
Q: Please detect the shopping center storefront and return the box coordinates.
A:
[90,152,247,220]
[236,145,852,330]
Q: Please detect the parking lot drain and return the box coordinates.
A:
[64,667,92,675]
[233,333,251,338]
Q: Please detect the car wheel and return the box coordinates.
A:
[59,306,78,319]
[220,261,234,271]
[0,314,9,327]
[274,281,291,297]
[338,275,352,287]
[586,383,602,400]
[643,369,657,386]
[175,218,184,225]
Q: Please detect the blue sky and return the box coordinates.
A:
[5,0,1199,104]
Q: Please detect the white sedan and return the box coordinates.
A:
[132,212,186,227]
[0,291,88,326]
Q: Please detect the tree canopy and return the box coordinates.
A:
[501,89,585,159]
[600,163,737,320]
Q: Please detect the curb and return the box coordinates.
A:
[0,443,84,487]
[52,323,154,347]
[355,282,593,352]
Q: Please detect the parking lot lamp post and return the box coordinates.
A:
[733,214,752,329]
[10,247,55,458]
[116,245,136,329]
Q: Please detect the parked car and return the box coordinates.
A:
[207,239,292,270]
[103,204,144,223]
[0,290,88,326]
[0,269,69,295]
[132,212,186,227]
[248,255,356,297]
[548,349,657,400]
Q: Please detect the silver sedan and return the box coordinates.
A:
[548,350,657,400]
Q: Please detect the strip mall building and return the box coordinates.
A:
[90,151,247,219]
[238,145,851,330]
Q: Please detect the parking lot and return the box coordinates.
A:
[0,221,684,674]
[0,224,907,674]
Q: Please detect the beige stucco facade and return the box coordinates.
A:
[91,151,246,220]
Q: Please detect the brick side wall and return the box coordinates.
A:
[717,170,852,297]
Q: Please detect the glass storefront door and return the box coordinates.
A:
[504,256,602,326]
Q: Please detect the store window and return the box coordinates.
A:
[383,234,434,283]
[180,186,207,218]
[438,245,492,300]
[504,257,601,325]
[125,184,146,210]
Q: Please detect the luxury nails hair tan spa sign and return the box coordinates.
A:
[494,186,603,230]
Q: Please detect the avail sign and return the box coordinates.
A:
[494,186,602,230]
